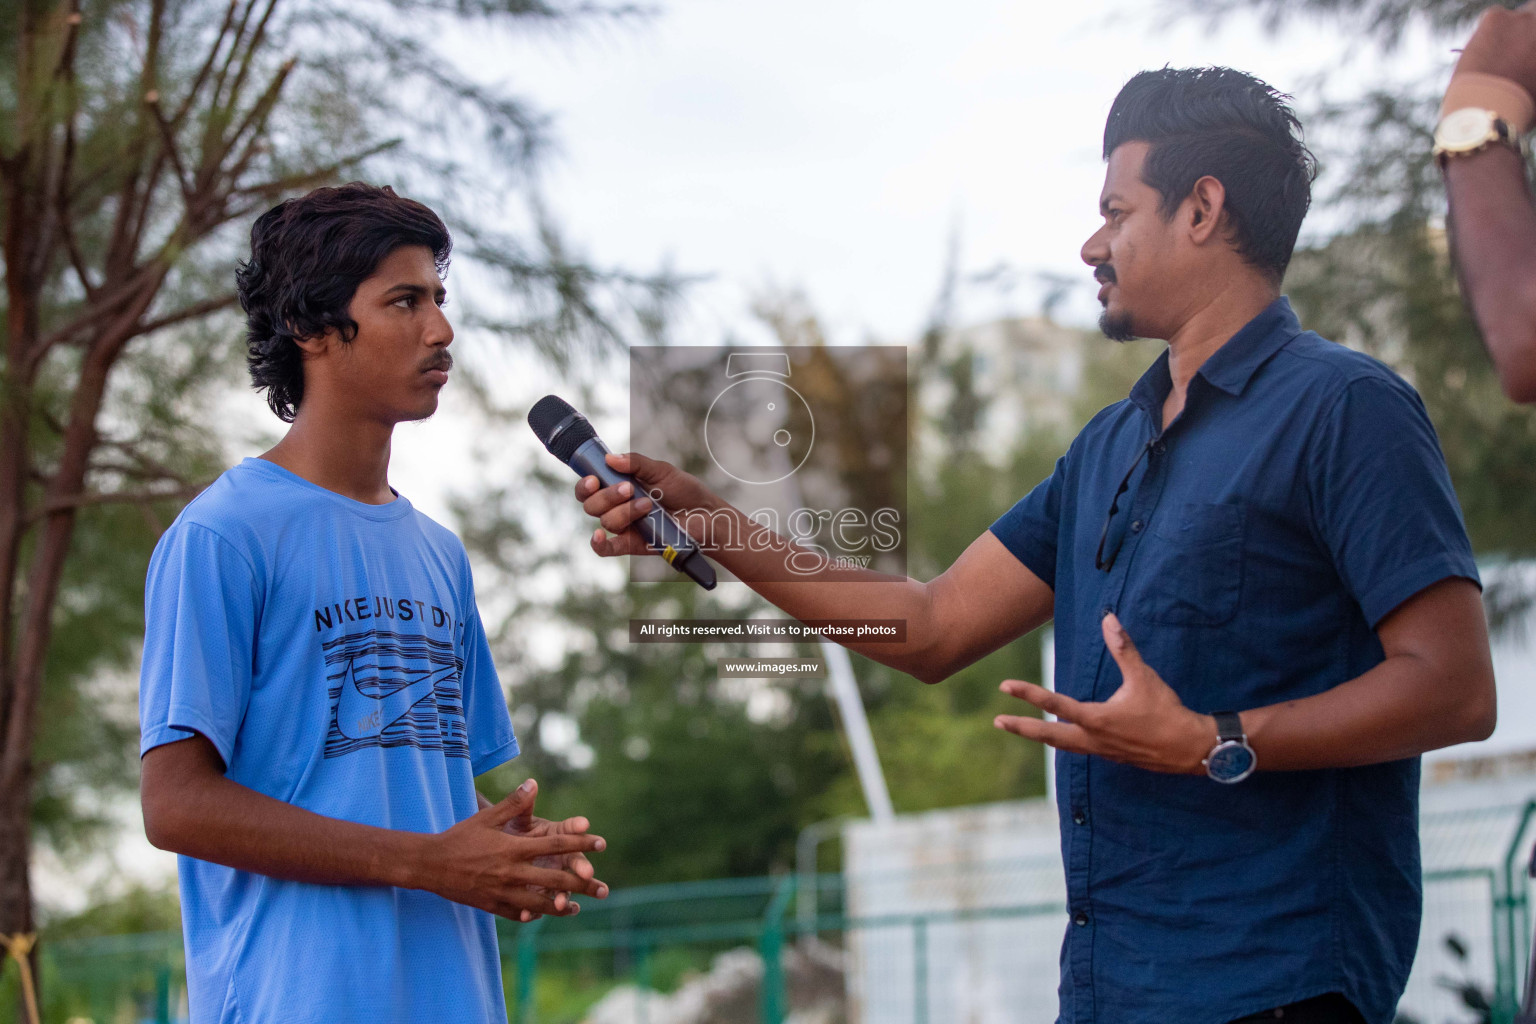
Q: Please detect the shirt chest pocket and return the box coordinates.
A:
[1140,502,1245,627]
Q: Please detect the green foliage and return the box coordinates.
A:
[29,317,238,856]
[38,881,181,940]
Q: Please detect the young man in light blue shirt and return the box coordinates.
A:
[139,183,605,1024]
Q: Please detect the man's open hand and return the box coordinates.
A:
[496,779,607,918]
[992,613,1214,774]
[1455,2,1536,99]
[419,782,608,922]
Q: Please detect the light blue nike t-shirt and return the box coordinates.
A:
[139,458,520,1024]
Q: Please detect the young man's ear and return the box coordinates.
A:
[1186,175,1228,244]
[290,325,333,358]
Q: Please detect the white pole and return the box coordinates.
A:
[820,638,895,823]
[753,373,895,826]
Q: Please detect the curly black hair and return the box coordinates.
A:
[1103,67,1318,282]
[237,182,452,421]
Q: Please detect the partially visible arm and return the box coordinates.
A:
[1442,2,1536,402]
[577,454,1054,683]
[142,734,607,920]
[995,578,1494,774]
[1445,146,1536,402]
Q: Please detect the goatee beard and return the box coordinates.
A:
[1099,309,1137,343]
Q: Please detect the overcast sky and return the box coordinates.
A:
[385,0,1453,528]
[441,0,1450,350]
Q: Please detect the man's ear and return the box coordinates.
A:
[1185,175,1228,245]
[290,325,333,358]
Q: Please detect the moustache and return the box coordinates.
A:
[1094,265,1117,286]
[420,353,453,374]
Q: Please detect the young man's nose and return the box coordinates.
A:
[426,307,454,347]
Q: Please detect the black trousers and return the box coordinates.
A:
[1227,993,1367,1024]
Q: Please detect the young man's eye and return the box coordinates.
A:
[392,294,416,309]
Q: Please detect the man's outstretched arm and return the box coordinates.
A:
[1443,3,1536,402]
[575,451,1055,684]
[995,578,1495,773]
[141,733,608,922]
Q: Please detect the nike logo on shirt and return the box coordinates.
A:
[335,658,460,740]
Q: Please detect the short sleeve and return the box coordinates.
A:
[989,451,1068,590]
[1307,375,1480,628]
[139,522,261,766]
[459,567,518,777]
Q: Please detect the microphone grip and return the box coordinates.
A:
[569,438,717,590]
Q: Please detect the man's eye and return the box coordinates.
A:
[393,295,416,308]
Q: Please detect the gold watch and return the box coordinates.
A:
[1434,107,1518,167]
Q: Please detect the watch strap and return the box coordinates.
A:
[1441,73,1535,136]
[1212,710,1244,743]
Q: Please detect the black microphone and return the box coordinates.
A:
[528,395,717,590]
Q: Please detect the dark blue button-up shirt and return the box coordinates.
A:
[990,298,1479,1024]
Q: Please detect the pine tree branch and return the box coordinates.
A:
[55,26,97,303]
[26,485,206,525]
[203,0,263,158]
[91,437,192,488]
[34,264,163,356]
[229,139,402,201]
[137,292,240,337]
[222,0,283,140]
[145,94,195,206]
[216,57,296,186]
[172,0,243,128]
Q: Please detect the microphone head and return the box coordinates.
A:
[528,395,597,464]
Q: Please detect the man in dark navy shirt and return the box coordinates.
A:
[573,68,1496,1024]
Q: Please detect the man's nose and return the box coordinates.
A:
[1081,225,1109,268]
[427,306,454,347]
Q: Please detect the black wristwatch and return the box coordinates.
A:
[1203,710,1256,784]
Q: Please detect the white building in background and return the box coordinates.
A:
[915,315,1092,459]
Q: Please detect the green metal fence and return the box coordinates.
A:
[9,800,1536,1024]
[502,869,1064,1024]
[0,930,184,1024]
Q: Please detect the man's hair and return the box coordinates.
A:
[1103,67,1317,281]
[237,182,452,421]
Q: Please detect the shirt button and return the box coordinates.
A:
[1130,520,1143,533]
[1153,441,1167,455]
[1072,809,1086,826]
[1073,911,1089,927]
[1100,605,1113,617]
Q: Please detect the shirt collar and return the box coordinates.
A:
[1196,296,1303,396]
[1127,296,1302,419]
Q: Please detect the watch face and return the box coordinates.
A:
[1206,741,1256,784]
[1437,108,1497,151]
